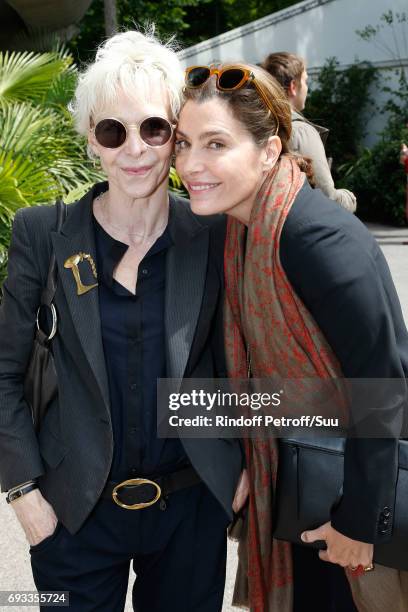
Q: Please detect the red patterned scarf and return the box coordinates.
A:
[224,155,407,611]
[224,156,344,611]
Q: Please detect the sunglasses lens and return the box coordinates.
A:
[218,68,246,90]
[140,117,172,146]
[186,66,211,87]
[95,119,126,148]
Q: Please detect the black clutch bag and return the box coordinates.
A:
[23,199,66,432]
[273,437,408,571]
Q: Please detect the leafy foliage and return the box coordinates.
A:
[302,34,408,225]
[340,72,408,225]
[69,0,205,63]
[68,0,301,63]
[0,51,71,102]
[169,166,187,197]
[339,10,408,225]
[305,58,377,178]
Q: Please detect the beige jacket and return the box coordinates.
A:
[290,110,357,213]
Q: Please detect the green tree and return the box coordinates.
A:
[68,0,301,64]
[69,0,207,64]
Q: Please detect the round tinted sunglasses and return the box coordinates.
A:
[185,65,280,134]
[92,116,174,149]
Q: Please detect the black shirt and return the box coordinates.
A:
[93,217,188,480]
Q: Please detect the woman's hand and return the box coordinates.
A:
[301,521,374,569]
[232,469,249,513]
[11,488,58,547]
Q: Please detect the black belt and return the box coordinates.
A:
[101,466,201,510]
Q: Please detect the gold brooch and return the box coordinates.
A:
[64,252,98,296]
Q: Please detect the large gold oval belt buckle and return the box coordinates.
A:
[112,478,162,510]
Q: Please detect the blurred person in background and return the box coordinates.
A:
[263,51,357,213]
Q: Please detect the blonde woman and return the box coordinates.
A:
[0,35,243,611]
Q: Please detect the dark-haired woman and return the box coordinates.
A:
[175,63,408,612]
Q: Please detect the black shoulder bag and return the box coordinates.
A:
[23,199,67,432]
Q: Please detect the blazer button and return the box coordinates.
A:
[382,507,391,518]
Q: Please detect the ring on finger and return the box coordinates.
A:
[364,563,375,572]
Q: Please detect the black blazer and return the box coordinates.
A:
[0,184,242,533]
[280,181,408,543]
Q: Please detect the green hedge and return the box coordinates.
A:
[305,59,408,225]
[305,58,377,175]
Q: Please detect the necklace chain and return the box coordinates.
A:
[95,191,168,240]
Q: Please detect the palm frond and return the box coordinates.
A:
[0,101,59,204]
[0,153,58,206]
[0,101,53,153]
[0,51,71,103]
[45,67,77,107]
[0,101,102,204]
[169,166,183,189]
[0,167,29,223]
[65,181,99,204]
[169,166,187,197]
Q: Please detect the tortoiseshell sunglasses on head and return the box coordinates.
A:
[185,65,280,134]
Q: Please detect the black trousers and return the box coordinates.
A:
[30,483,229,612]
[292,544,358,612]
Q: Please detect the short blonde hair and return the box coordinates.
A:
[70,27,184,135]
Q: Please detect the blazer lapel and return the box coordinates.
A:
[165,195,209,382]
[52,188,209,408]
[51,184,110,411]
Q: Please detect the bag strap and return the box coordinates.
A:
[40,199,67,307]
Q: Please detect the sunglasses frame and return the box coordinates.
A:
[185,65,280,135]
[185,65,255,91]
[91,115,175,149]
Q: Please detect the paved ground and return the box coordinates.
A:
[0,222,406,612]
